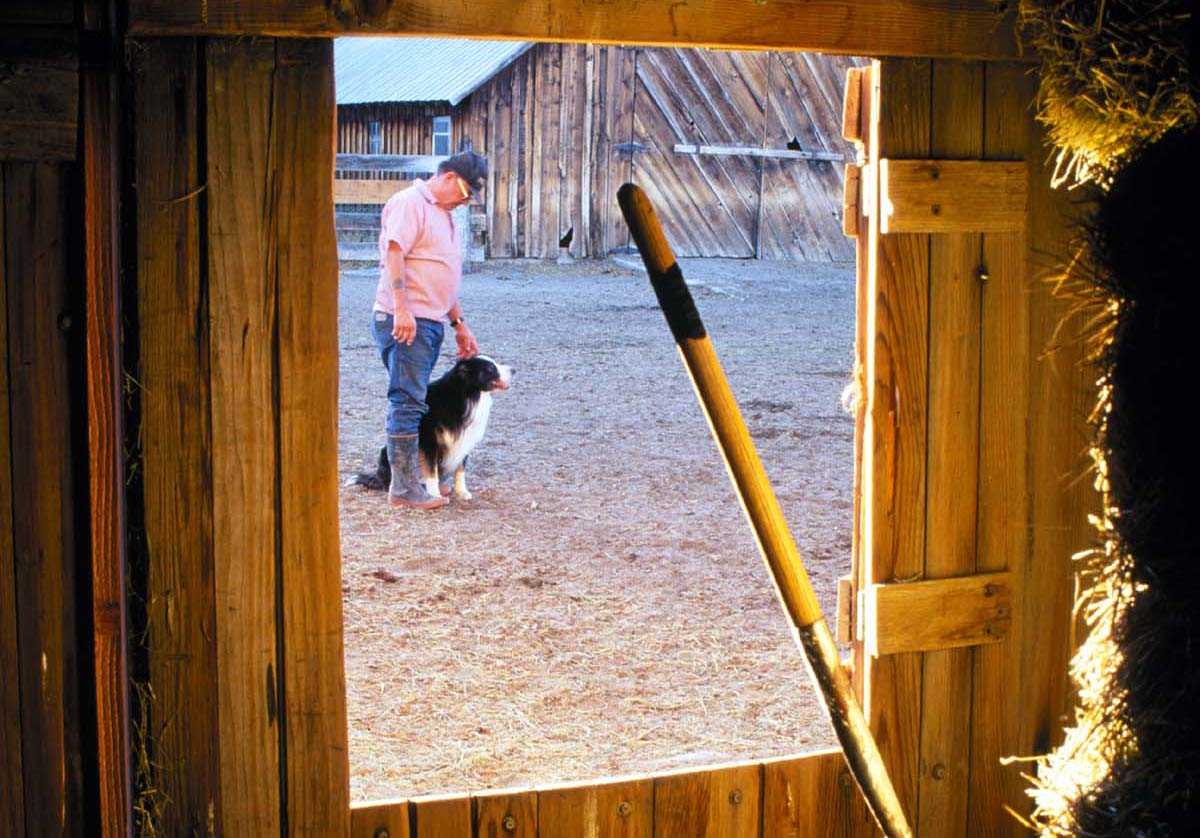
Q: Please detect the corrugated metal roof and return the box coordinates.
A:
[335,37,532,106]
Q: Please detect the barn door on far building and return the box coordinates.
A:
[631,48,764,258]
[631,47,859,261]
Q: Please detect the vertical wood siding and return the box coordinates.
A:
[1,162,86,834]
[336,44,860,260]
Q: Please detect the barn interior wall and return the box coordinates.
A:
[336,43,860,261]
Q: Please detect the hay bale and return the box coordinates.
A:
[1027,124,1200,836]
[1019,0,1198,186]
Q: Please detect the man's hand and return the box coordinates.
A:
[455,322,480,359]
[392,306,417,345]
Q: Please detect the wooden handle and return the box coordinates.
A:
[618,182,822,627]
[617,182,913,838]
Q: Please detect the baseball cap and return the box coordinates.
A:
[439,151,488,195]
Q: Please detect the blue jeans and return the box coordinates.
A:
[371,312,444,436]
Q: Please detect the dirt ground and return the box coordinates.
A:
[339,256,855,801]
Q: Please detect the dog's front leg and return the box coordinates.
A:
[453,460,472,501]
[421,458,441,499]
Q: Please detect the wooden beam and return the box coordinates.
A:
[206,38,283,834]
[879,158,1027,233]
[0,165,25,838]
[336,152,445,173]
[0,35,78,161]
[273,38,351,835]
[127,0,1021,60]
[863,572,1013,658]
[674,142,844,162]
[81,5,132,830]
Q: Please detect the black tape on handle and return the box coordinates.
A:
[649,262,707,343]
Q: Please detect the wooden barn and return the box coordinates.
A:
[1,1,1122,836]
[334,39,860,261]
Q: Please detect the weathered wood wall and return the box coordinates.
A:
[128,36,349,834]
[852,58,1097,835]
[1,7,91,834]
[350,750,874,838]
[1,160,87,838]
[337,44,860,261]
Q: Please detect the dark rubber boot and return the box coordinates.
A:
[387,434,447,510]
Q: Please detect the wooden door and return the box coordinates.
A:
[846,58,1096,837]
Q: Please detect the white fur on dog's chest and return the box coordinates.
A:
[439,392,492,471]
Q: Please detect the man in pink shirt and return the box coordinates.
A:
[372,152,485,509]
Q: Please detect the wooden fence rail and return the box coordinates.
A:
[335,153,447,174]
[350,749,876,838]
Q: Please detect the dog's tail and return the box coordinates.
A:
[344,446,391,491]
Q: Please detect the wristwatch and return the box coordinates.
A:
[449,316,464,329]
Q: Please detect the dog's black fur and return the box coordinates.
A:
[350,355,512,492]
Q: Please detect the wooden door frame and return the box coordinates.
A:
[84,3,1067,835]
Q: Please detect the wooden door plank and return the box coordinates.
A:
[604,46,637,253]
[861,57,930,829]
[0,164,25,838]
[410,792,472,836]
[133,37,223,834]
[917,58,983,838]
[205,37,283,835]
[4,161,83,832]
[538,777,652,837]
[653,762,760,837]
[968,60,1034,837]
[273,37,351,835]
[762,750,875,838]
[126,0,1023,61]
[475,789,537,838]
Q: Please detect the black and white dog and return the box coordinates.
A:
[350,355,513,501]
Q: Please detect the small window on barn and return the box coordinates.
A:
[432,115,451,156]
[368,121,382,155]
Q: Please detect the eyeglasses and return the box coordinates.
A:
[453,174,471,199]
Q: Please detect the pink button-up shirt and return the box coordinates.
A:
[373,179,461,321]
